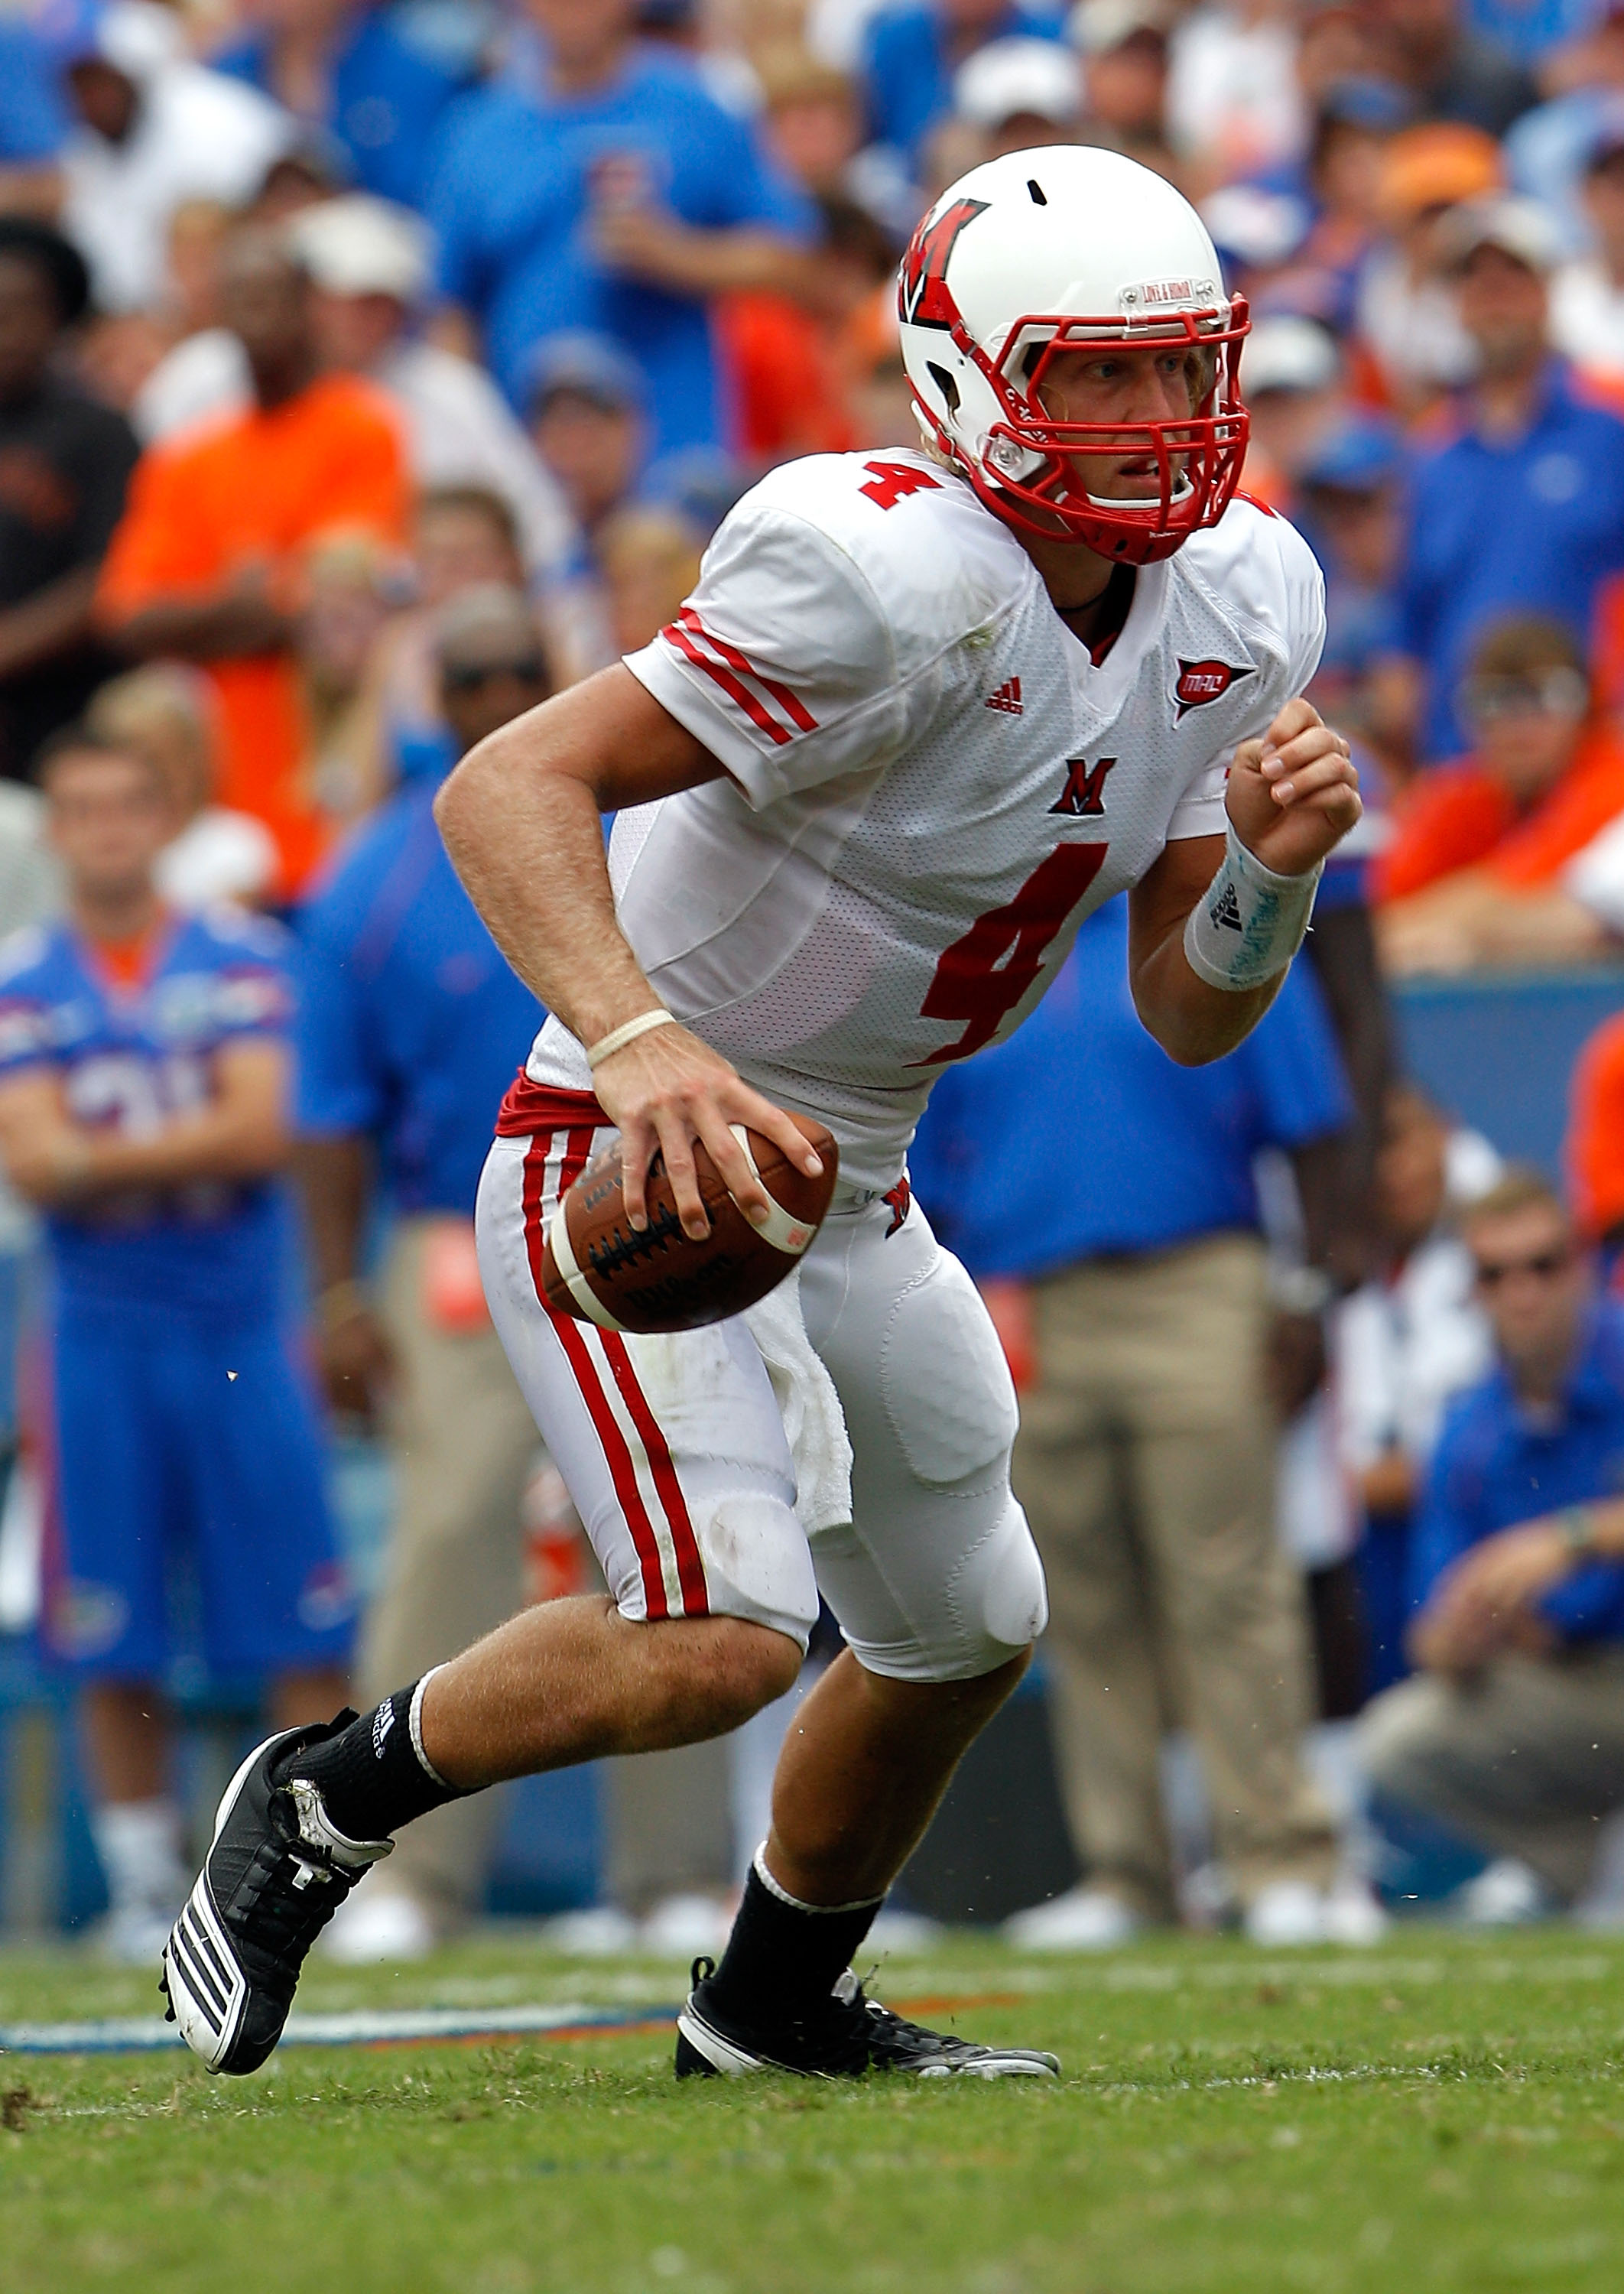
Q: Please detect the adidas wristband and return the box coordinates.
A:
[1182,822,1322,993]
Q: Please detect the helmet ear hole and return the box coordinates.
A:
[925,361,960,416]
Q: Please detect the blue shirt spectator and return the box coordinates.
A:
[0,16,69,171]
[1399,359,1624,759]
[213,2,463,211]
[1410,1298,1624,1641]
[424,43,815,456]
[0,905,297,1316]
[297,773,541,1217]
[909,896,1353,1279]
[1465,0,1598,66]
[860,1,1062,161]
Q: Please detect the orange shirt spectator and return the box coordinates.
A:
[99,373,404,895]
[1567,1012,1624,1242]
[1372,613,1624,908]
[716,291,854,463]
[1372,726,1624,903]
[97,230,406,895]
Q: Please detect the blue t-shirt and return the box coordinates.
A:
[0,19,68,163]
[295,778,542,1216]
[213,7,463,210]
[423,49,817,455]
[861,4,1063,158]
[909,896,1353,1279]
[0,910,295,1319]
[1465,0,1597,65]
[1411,1299,1624,1642]
[1399,363,1624,760]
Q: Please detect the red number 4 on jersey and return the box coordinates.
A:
[912,843,1108,1064]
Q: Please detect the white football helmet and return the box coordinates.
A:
[898,145,1250,563]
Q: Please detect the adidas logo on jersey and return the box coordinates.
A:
[984,678,1023,715]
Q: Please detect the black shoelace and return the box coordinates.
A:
[228,1812,354,1972]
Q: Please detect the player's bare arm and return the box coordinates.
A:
[1129,697,1360,1066]
[0,1037,288,1207]
[435,664,823,1242]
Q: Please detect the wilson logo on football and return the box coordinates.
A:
[1174,658,1256,720]
[898,196,989,329]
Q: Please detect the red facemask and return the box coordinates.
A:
[914,298,1252,564]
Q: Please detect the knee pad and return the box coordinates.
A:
[950,1496,1055,1679]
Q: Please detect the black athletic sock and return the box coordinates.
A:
[274,1676,469,1841]
[703,1857,883,2029]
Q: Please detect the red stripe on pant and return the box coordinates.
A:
[599,1334,709,1617]
[519,1125,677,1621]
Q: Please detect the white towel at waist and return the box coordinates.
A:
[742,1267,853,1535]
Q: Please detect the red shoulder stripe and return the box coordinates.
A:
[664,619,794,746]
[678,608,818,733]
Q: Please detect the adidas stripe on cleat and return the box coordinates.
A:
[161,1719,391,2075]
[675,1961,1059,2081]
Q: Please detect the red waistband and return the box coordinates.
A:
[494,1070,608,1137]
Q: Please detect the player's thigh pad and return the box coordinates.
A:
[476,1132,818,1647]
[801,1197,1048,1683]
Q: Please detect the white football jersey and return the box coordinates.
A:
[526,448,1325,1191]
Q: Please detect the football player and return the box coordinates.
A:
[165,148,1360,2079]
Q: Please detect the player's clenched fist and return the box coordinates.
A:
[1225,697,1361,878]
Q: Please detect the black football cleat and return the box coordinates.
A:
[675,1959,1059,2081]
[160,1718,391,2075]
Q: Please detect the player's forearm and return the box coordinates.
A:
[437,756,654,1047]
[1131,931,1284,1064]
[435,669,718,1048]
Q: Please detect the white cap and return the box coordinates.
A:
[1437,193,1562,278]
[1067,0,1171,57]
[289,195,433,304]
[954,38,1081,130]
[96,2,185,80]
[1241,314,1340,396]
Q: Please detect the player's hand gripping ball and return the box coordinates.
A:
[541,1116,839,1334]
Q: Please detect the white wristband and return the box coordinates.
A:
[585,1007,677,1071]
[1182,823,1322,993]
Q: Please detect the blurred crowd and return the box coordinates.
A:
[7,0,1624,1960]
[17,0,1624,950]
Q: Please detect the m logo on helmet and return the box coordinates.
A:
[899,197,989,330]
[1174,658,1256,720]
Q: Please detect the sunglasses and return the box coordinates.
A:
[1472,1246,1574,1288]
[442,656,548,694]
[1461,668,1588,725]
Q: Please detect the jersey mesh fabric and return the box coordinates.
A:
[528,453,1326,1191]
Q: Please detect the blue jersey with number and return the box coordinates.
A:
[0,909,294,1319]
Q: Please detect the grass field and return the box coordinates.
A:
[5,1928,1624,2294]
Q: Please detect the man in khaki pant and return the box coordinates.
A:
[296,589,551,1954]
[911,897,1361,1946]
[1360,1168,1624,1915]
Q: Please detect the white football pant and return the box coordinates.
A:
[475,1117,1047,1682]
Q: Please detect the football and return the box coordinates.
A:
[541,1115,839,1334]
